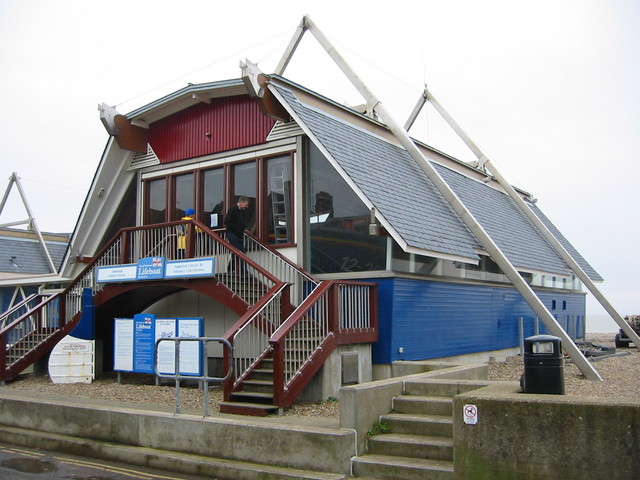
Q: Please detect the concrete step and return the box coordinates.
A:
[1,425,345,480]
[403,379,487,397]
[393,395,453,416]
[367,433,453,461]
[380,413,453,437]
[352,454,453,480]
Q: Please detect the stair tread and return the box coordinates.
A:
[220,401,278,410]
[396,395,453,403]
[382,413,453,423]
[232,391,274,399]
[353,454,453,471]
[368,433,453,447]
[243,379,274,386]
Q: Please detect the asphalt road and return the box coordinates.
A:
[0,442,210,480]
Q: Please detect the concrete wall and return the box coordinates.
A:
[453,383,640,480]
[0,390,356,475]
[298,344,372,402]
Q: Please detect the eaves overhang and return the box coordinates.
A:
[125,78,248,125]
[0,272,69,287]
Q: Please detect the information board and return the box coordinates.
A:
[97,257,214,283]
[113,314,203,376]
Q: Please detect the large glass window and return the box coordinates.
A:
[143,154,294,246]
[203,168,224,228]
[174,173,195,219]
[146,178,166,224]
[266,156,292,244]
[307,142,386,273]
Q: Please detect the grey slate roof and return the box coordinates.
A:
[435,165,572,276]
[272,83,482,261]
[271,82,602,281]
[0,235,67,274]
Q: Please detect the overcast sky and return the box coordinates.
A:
[1,0,638,329]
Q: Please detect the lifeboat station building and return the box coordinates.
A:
[0,26,613,414]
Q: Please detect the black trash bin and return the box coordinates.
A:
[521,334,565,395]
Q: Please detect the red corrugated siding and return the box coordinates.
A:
[148,96,276,164]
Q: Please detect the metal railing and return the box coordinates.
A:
[338,282,375,331]
[154,336,234,417]
[0,294,59,347]
[269,280,377,407]
[227,283,290,391]
[243,233,318,306]
[0,294,48,330]
[1,220,279,381]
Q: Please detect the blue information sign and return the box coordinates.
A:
[133,314,156,373]
[136,257,165,281]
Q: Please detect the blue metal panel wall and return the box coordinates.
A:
[369,278,586,364]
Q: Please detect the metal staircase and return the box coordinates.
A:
[1,220,377,416]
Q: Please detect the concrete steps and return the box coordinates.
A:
[367,433,453,460]
[381,412,453,437]
[353,380,484,479]
[352,454,453,480]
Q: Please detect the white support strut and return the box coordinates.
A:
[423,88,640,350]
[274,15,602,380]
[0,172,57,273]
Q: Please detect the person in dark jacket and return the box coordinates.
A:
[224,196,249,272]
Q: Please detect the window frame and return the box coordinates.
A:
[141,151,295,248]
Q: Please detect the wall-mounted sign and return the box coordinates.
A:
[165,258,215,278]
[114,314,203,376]
[464,404,478,425]
[136,256,165,280]
[97,257,215,283]
[96,264,137,283]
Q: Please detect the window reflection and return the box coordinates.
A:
[175,173,194,219]
[308,143,386,273]
[203,168,224,228]
[233,162,256,232]
[267,156,292,244]
[147,178,166,224]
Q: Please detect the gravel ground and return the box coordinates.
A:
[5,372,340,418]
[4,333,638,419]
[489,333,640,398]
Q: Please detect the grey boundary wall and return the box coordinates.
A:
[0,390,355,476]
[453,383,640,479]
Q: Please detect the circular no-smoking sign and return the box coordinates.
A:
[464,404,478,425]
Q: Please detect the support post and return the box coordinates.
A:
[424,88,640,350]
[0,172,57,272]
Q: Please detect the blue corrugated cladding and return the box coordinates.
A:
[369,277,586,364]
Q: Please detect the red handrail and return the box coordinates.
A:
[1,220,280,382]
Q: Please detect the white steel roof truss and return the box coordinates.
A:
[270,15,602,381]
